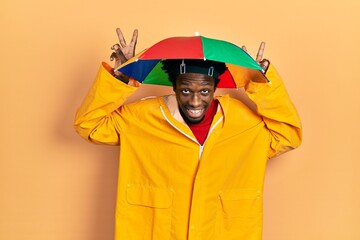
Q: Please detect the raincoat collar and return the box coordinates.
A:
[160,94,229,138]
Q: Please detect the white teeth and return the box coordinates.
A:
[188,109,203,117]
[190,110,201,114]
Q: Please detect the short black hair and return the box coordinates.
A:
[161,59,227,88]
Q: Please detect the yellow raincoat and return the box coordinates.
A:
[74,62,302,240]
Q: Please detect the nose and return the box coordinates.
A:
[189,93,201,107]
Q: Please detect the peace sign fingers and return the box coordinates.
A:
[242,41,270,73]
[110,27,139,67]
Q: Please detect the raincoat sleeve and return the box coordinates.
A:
[245,63,302,158]
[74,62,139,145]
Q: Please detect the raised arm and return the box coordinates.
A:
[74,28,139,145]
[243,42,302,158]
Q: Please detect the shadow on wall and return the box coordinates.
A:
[55,64,120,240]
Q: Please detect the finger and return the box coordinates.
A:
[110,52,118,61]
[241,45,248,53]
[112,45,127,63]
[260,59,269,71]
[116,28,127,47]
[111,43,125,59]
[129,29,138,47]
[256,42,266,62]
[111,43,120,51]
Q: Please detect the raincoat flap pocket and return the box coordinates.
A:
[219,188,262,219]
[126,185,173,209]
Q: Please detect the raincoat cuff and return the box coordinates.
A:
[245,63,282,93]
[264,63,282,87]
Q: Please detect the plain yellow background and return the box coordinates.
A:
[1,0,359,239]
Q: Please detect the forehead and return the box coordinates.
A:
[176,73,214,86]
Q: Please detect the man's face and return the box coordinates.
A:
[174,73,216,124]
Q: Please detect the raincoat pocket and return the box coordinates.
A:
[216,188,263,239]
[219,188,262,219]
[124,184,173,239]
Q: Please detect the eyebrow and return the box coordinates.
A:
[178,80,213,86]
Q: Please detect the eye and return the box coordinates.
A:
[201,89,210,94]
[181,89,190,94]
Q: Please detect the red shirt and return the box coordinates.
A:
[187,100,218,145]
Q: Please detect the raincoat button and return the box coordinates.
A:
[190,225,195,230]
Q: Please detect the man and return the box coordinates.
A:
[74,28,302,240]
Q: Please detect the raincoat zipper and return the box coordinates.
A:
[200,116,223,158]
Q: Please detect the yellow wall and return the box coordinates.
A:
[1,0,359,239]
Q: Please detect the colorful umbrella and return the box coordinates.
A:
[116,36,269,88]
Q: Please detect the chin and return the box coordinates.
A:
[185,116,204,124]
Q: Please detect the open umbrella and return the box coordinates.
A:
[116,35,269,88]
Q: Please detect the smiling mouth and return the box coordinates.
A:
[187,109,204,118]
